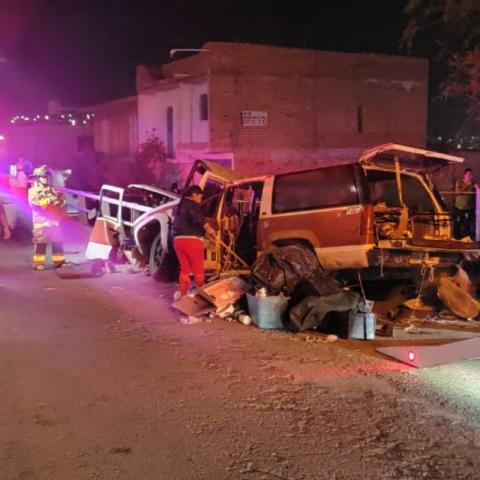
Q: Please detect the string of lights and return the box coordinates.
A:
[431,135,480,151]
[9,112,95,127]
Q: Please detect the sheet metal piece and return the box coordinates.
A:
[376,337,480,368]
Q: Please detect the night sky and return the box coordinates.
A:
[0,0,407,126]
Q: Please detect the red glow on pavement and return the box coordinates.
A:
[268,359,410,383]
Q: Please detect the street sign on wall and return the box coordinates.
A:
[241,111,267,127]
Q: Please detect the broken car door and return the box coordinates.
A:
[183,160,245,273]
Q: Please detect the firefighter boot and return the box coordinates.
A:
[33,243,47,270]
[52,241,65,268]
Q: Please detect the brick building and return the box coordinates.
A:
[90,96,138,159]
[136,41,428,184]
[87,96,138,187]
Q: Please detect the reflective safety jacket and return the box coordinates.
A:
[28,183,66,229]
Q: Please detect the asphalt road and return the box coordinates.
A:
[1,221,480,479]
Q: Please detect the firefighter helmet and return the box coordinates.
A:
[32,165,50,178]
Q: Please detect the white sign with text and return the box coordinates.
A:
[241,111,268,127]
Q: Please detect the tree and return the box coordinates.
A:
[403,0,480,123]
[403,1,480,56]
[135,130,166,185]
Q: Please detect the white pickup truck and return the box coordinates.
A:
[87,159,247,281]
[86,183,180,278]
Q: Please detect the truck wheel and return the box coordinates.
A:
[149,233,178,282]
[149,233,166,280]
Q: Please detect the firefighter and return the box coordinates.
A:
[28,165,66,270]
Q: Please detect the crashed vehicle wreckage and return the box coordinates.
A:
[86,143,480,284]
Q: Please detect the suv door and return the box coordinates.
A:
[183,160,245,273]
[258,164,373,270]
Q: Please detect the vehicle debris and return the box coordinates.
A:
[377,337,480,368]
[56,259,107,279]
[238,313,252,325]
[436,275,480,320]
[179,315,203,325]
[83,143,480,339]
[287,290,361,334]
[251,245,339,296]
[196,276,249,308]
[172,293,215,317]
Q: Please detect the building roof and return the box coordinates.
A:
[136,41,428,92]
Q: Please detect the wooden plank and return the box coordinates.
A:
[196,277,249,308]
[171,295,215,317]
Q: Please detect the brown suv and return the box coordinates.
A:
[179,144,479,278]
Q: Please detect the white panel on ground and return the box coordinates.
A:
[376,337,480,368]
[85,242,111,260]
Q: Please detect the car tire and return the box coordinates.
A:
[149,233,166,280]
[149,233,178,282]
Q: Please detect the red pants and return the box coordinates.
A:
[173,237,205,295]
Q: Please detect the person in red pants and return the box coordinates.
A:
[0,200,11,240]
[172,185,216,296]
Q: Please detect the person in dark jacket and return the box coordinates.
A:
[172,185,216,296]
[454,168,477,240]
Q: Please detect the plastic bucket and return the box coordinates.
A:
[246,293,289,329]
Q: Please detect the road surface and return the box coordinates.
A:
[1,220,480,479]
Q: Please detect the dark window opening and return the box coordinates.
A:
[357,106,363,134]
[272,164,359,214]
[200,94,208,121]
[166,106,174,157]
[201,178,223,218]
[367,170,435,212]
[224,181,264,264]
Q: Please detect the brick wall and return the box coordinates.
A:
[206,42,428,172]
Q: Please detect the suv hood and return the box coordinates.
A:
[358,143,464,171]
